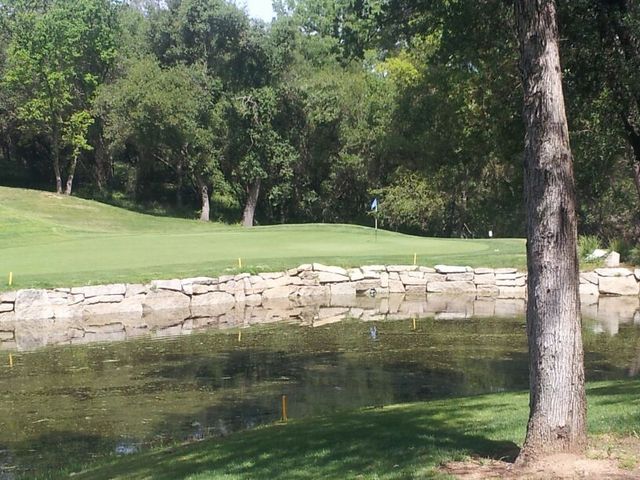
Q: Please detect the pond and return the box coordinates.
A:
[0,297,639,478]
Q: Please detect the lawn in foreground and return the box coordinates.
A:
[0,187,525,290]
[68,380,639,480]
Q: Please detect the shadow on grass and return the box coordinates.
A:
[74,398,523,480]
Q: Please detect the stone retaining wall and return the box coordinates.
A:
[1,263,639,350]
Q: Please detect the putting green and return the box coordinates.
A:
[0,187,525,289]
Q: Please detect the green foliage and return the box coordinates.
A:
[375,168,446,234]
[578,235,603,262]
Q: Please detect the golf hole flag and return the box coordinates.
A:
[371,198,378,212]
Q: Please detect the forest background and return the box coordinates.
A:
[1,0,639,245]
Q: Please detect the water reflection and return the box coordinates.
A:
[0,295,638,478]
[1,293,639,352]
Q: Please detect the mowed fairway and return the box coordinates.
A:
[0,187,526,289]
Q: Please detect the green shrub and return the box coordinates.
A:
[627,245,640,266]
[578,235,603,262]
[608,237,632,263]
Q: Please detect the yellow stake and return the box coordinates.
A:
[238,330,242,342]
[9,353,13,368]
[281,394,288,422]
[238,257,242,269]
[413,253,417,265]
[8,272,12,286]
[412,318,416,330]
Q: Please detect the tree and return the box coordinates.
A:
[2,0,118,195]
[515,0,586,462]
[96,58,223,221]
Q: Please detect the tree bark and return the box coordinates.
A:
[242,179,261,228]
[52,123,63,194]
[64,155,78,195]
[515,0,586,463]
[199,182,210,222]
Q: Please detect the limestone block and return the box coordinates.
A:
[234,273,250,281]
[476,285,500,297]
[234,289,246,303]
[144,290,190,316]
[246,294,262,306]
[264,276,302,289]
[151,279,183,292]
[313,264,348,276]
[389,279,406,294]
[84,294,125,305]
[424,273,446,283]
[434,265,467,274]
[580,272,599,285]
[474,274,496,285]
[190,291,234,317]
[419,266,436,273]
[594,268,633,277]
[497,286,527,299]
[579,282,600,296]
[445,273,474,282]
[380,272,389,288]
[126,284,148,297]
[354,279,381,292]
[405,285,426,295]
[605,251,620,267]
[349,308,364,319]
[72,284,127,297]
[0,303,13,313]
[83,298,143,319]
[361,265,386,272]
[387,265,418,272]
[496,277,526,287]
[286,267,300,276]
[218,275,234,283]
[330,282,356,296]
[219,280,237,293]
[0,311,15,323]
[318,307,349,320]
[427,281,476,294]
[635,269,640,281]
[400,274,427,286]
[262,286,297,300]
[317,272,350,283]
[348,268,365,281]
[0,291,16,303]
[192,283,219,295]
[294,286,330,298]
[389,272,400,280]
[495,268,518,274]
[474,268,494,275]
[52,304,83,320]
[296,264,313,272]
[15,289,54,320]
[361,270,382,279]
[599,276,639,296]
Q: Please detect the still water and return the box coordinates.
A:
[0,313,639,478]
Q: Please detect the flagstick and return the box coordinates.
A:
[374,216,378,242]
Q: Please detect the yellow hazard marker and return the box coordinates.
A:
[281,395,288,422]
[8,272,12,286]
[412,318,416,330]
[238,258,242,269]
[9,353,13,368]
[238,330,242,342]
[413,253,417,265]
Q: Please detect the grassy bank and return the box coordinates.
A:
[0,187,525,290]
[68,380,640,480]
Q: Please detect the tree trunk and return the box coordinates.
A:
[242,179,261,228]
[52,123,62,194]
[199,182,210,222]
[176,158,184,209]
[515,0,586,463]
[64,155,78,195]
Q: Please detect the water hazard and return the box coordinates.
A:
[0,295,639,478]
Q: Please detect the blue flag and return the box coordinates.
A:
[371,198,378,212]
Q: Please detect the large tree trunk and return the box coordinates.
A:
[199,180,210,222]
[52,123,63,194]
[242,179,261,228]
[64,155,78,195]
[515,0,586,463]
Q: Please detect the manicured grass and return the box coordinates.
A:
[0,187,526,290]
[68,380,640,480]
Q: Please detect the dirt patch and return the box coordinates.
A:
[441,435,640,479]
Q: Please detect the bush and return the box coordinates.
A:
[628,245,640,266]
[608,237,633,263]
[578,235,603,263]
